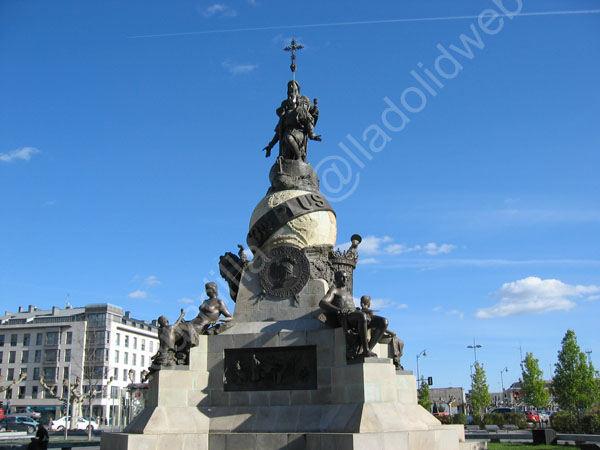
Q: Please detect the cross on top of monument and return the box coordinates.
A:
[284,39,304,81]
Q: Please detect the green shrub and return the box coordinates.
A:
[582,413,600,434]
[504,412,527,429]
[551,411,578,433]
[452,413,467,425]
[483,413,505,427]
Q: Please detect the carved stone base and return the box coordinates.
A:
[101,328,484,450]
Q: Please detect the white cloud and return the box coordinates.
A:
[358,257,378,265]
[424,243,457,255]
[177,298,194,304]
[144,275,160,286]
[0,147,40,163]
[385,244,421,255]
[128,290,148,299]
[357,235,392,254]
[586,294,600,302]
[448,309,465,319]
[396,303,409,309]
[476,276,600,319]
[432,306,442,312]
[199,3,236,17]
[222,61,258,75]
[338,235,456,257]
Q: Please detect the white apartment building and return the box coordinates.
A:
[0,303,158,424]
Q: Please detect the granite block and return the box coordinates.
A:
[290,389,311,405]
[270,390,292,406]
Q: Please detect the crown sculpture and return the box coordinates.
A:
[101,40,475,450]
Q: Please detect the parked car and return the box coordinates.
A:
[538,411,550,424]
[490,407,517,415]
[49,416,98,431]
[7,416,39,428]
[0,417,37,434]
[522,410,540,423]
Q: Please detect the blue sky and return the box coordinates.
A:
[2,0,599,393]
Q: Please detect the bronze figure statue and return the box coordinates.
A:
[360,296,405,369]
[319,270,388,360]
[191,282,233,335]
[263,80,321,162]
[151,282,234,370]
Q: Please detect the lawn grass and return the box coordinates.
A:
[488,443,575,450]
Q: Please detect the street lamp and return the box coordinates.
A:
[467,339,482,365]
[416,349,427,387]
[500,367,508,405]
[127,369,135,425]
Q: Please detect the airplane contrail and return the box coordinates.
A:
[129,9,600,39]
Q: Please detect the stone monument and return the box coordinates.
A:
[101,40,485,450]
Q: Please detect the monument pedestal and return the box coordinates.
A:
[101,327,485,449]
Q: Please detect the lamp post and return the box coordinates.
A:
[467,339,482,365]
[127,369,135,425]
[416,349,427,387]
[500,367,508,405]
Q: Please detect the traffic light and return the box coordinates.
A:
[427,377,433,386]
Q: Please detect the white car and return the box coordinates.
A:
[50,416,98,431]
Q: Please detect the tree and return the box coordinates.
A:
[418,376,432,412]
[520,352,549,410]
[470,362,491,420]
[39,375,83,430]
[552,330,600,421]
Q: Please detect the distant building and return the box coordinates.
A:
[0,303,158,424]
[429,387,466,414]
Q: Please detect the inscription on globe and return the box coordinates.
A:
[259,246,310,299]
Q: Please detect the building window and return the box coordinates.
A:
[91,366,103,380]
[36,333,42,345]
[0,335,4,346]
[44,349,58,363]
[141,355,145,367]
[45,332,58,345]
[65,349,71,362]
[21,351,28,363]
[23,334,30,346]
[32,386,38,399]
[132,354,136,366]
[116,333,120,346]
[33,367,40,380]
[66,332,72,345]
[133,337,137,350]
[18,386,26,399]
[34,350,41,363]
[141,339,146,351]
[111,386,119,399]
[10,334,17,346]
[114,368,118,379]
[124,336,129,348]
[123,369,128,381]
[5,388,12,399]
[106,332,110,344]
[7,368,15,380]
[124,352,128,364]
[0,351,3,363]
[149,341,154,353]
[9,351,16,364]
[114,350,119,364]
